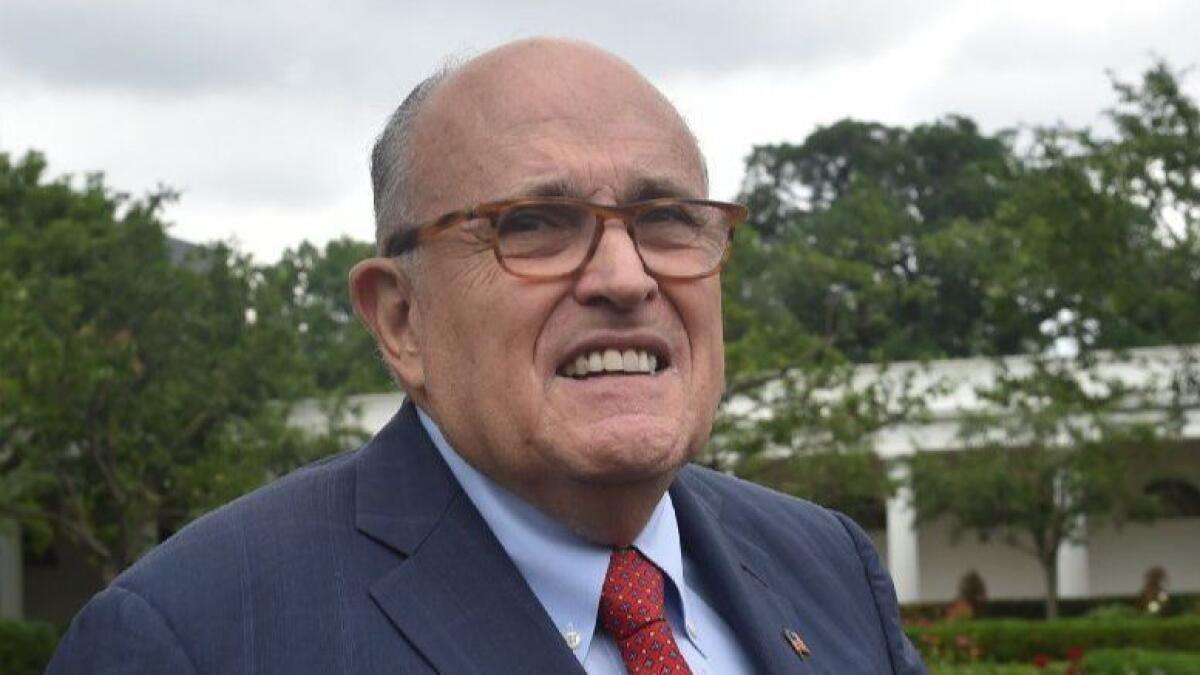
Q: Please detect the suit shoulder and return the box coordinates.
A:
[113,446,362,593]
[679,463,841,522]
[676,463,874,554]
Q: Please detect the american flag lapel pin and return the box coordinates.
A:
[782,628,811,660]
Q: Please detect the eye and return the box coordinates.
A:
[493,203,589,262]
[497,206,576,235]
[639,204,699,227]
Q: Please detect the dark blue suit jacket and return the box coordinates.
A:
[49,402,924,674]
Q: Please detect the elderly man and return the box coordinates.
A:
[49,39,924,674]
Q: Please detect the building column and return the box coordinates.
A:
[1057,515,1090,599]
[886,463,920,603]
[1054,469,1090,599]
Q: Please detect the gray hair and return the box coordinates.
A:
[370,64,456,254]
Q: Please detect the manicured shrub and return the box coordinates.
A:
[1082,603,1140,621]
[0,619,62,675]
[927,663,1041,674]
[901,593,1200,621]
[1081,649,1200,675]
[906,616,1200,663]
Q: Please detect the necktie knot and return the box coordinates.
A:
[599,547,692,674]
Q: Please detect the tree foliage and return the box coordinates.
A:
[262,238,391,395]
[719,61,1200,612]
[732,115,1025,364]
[726,61,1200,372]
[908,352,1193,618]
[0,152,362,579]
[901,64,1200,617]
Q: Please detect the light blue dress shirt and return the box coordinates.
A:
[417,409,753,674]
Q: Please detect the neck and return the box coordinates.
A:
[520,475,676,547]
[414,402,682,547]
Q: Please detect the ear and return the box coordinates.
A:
[349,257,426,396]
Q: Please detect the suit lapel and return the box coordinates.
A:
[355,402,585,675]
[671,468,822,674]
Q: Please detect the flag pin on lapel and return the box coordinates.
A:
[782,628,811,660]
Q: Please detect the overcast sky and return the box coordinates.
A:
[2,1,1198,262]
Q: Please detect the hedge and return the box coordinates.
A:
[0,619,62,675]
[928,664,1040,674]
[906,616,1200,663]
[1081,649,1200,674]
[901,593,1200,622]
[929,651,1200,674]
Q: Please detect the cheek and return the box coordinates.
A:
[678,283,725,357]
[682,283,726,405]
[429,271,563,395]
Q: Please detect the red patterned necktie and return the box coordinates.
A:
[598,547,693,675]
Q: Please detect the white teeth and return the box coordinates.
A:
[603,349,623,371]
[622,350,639,371]
[560,348,662,378]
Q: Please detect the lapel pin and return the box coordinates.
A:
[782,628,811,660]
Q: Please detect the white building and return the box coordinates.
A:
[861,346,1200,604]
[5,346,1198,622]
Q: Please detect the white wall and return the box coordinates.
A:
[917,518,1048,601]
[1089,518,1200,596]
[289,392,405,434]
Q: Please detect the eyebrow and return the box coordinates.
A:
[625,177,698,202]
[503,176,700,203]
[519,178,582,199]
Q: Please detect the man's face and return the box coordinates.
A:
[401,44,724,499]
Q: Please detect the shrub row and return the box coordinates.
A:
[928,664,1040,674]
[906,616,1200,663]
[930,651,1200,675]
[0,619,62,675]
[1081,649,1200,675]
[902,593,1200,622]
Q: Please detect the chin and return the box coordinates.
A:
[545,417,699,485]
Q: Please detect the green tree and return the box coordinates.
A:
[719,117,1019,509]
[262,238,391,395]
[0,152,362,580]
[719,62,1200,580]
[901,62,1200,618]
[735,115,1025,363]
[908,351,1193,618]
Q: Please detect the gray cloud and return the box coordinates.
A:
[0,0,951,96]
[2,1,1199,262]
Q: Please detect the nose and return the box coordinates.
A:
[572,218,658,310]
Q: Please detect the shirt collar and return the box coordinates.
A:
[416,407,696,661]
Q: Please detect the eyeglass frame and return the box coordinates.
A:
[382,196,748,281]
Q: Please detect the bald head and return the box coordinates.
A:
[369,38,706,251]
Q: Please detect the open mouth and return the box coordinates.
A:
[558,348,668,379]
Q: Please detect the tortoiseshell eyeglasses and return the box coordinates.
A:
[384,197,747,280]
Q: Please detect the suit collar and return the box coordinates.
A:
[354,401,585,675]
[671,467,822,674]
[416,406,703,663]
[354,403,820,673]
[354,401,456,556]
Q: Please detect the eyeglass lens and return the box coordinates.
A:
[494,202,730,277]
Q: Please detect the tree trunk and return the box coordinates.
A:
[1041,556,1059,619]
